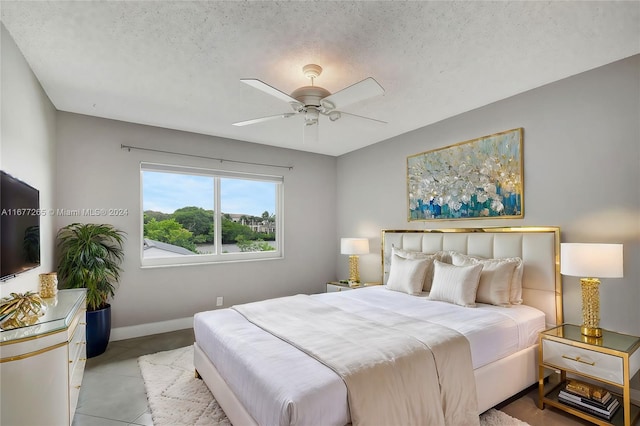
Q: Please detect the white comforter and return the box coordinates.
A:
[193,286,545,426]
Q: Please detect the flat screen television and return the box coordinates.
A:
[1,171,41,281]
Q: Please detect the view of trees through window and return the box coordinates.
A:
[143,207,276,254]
[141,166,280,262]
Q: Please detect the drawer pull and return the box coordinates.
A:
[562,355,595,366]
[79,322,86,325]
[79,358,87,361]
[77,341,86,345]
[75,385,81,389]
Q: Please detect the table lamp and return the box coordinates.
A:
[341,238,369,285]
[560,243,623,338]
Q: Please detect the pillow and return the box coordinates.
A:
[510,260,524,304]
[385,253,430,295]
[428,260,483,307]
[451,253,519,306]
[434,250,457,264]
[391,247,438,291]
[450,252,523,304]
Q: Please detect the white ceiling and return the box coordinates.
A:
[1,1,639,156]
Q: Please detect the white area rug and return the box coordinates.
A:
[139,346,530,426]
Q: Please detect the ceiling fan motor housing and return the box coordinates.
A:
[290,86,331,108]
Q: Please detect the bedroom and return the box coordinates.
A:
[1,1,639,425]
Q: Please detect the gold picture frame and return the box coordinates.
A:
[407,128,524,221]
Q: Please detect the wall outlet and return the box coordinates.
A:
[216,296,223,307]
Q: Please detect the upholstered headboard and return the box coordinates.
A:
[381,227,562,327]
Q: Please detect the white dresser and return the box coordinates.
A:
[0,289,87,426]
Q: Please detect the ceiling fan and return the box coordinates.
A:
[233,64,386,142]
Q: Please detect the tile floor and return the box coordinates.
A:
[73,328,195,426]
[73,328,595,426]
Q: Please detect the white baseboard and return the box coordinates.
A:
[110,316,193,341]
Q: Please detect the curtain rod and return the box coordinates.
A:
[120,144,293,170]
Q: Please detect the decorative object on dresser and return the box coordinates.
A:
[560,243,624,338]
[407,128,523,221]
[38,272,58,298]
[0,289,87,426]
[538,324,640,426]
[0,291,45,329]
[340,237,369,285]
[56,223,125,358]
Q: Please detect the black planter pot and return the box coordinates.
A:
[86,304,111,358]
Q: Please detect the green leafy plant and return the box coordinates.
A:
[57,223,125,311]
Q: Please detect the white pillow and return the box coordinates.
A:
[386,253,430,295]
[428,260,483,307]
[391,247,438,291]
[451,253,519,306]
[434,250,457,264]
[510,260,524,304]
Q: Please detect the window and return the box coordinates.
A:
[141,163,282,266]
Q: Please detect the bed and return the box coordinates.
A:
[193,226,562,425]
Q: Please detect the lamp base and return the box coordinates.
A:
[581,334,603,345]
[581,325,602,338]
[348,255,360,284]
[580,277,601,338]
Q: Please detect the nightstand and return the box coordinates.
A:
[326,281,358,292]
[326,281,382,292]
[538,324,640,425]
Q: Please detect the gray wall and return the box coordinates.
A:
[336,55,640,336]
[0,24,57,296]
[54,113,337,332]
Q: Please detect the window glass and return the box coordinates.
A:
[220,178,277,254]
[141,164,282,266]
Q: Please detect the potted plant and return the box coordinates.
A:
[57,223,125,358]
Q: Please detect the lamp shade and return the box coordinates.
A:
[341,238,369,255]
[560,243,623,278]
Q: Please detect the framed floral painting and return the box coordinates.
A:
[407,128,523,221]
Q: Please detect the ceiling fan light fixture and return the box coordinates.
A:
[305,107,319,125]
[329,111,341,122]
[320,99,336,112]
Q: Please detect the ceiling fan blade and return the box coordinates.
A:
[232,112,297,127]
[338,111,387,124]
[240,79,303,108]
[321,77,384,110]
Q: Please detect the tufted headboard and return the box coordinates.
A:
[381,227,562,328]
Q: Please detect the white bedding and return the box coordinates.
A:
[193,286,546,426]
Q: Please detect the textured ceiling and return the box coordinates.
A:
[1,1,639,156]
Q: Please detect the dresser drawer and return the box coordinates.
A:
[68,328,86,381]
[69,355,86,417]
[542,339,623,384]
[68,308,86,424]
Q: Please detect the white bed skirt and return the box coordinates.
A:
[194,342,539,426]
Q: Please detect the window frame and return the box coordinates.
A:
[140,162,284,267]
